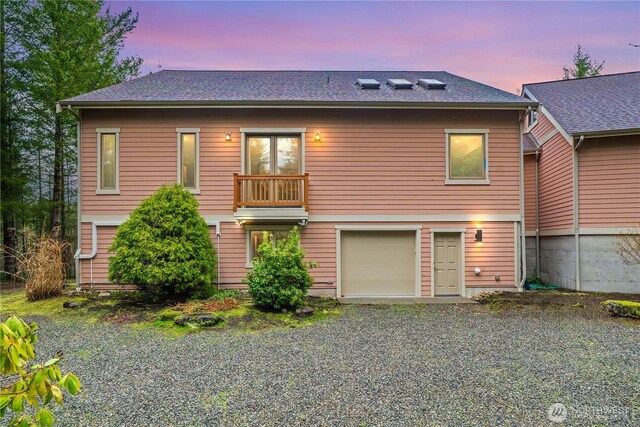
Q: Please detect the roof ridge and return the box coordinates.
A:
[159,69,451,73]
[523,70,640,87]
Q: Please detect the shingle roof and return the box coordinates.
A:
[524,72,640,135]
[523,132,541,153]
[60,70,535,107]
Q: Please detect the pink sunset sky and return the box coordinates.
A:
[106,0,640,93]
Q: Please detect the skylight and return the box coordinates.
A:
[387,79,414,89]
[356,79,381,89]
[418,79,447,89]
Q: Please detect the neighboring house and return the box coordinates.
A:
[59,70,536,299]
[522,72,640,293]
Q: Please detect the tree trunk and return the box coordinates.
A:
[50,115,64,240]
[0,1,17,277]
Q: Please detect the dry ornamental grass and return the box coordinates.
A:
[2,228,70,301]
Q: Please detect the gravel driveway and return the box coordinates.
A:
[5,305,639,426]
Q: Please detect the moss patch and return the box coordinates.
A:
[601,300,640,319]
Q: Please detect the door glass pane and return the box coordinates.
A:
[181,133,196,188]
[449,134,485,179]
[248,136,271,175]
[101,134,116,189]
[277,136,300,175]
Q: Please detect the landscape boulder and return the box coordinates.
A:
[63,300,85,309]
[174,313,223,327]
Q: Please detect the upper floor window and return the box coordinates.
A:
[96,128,119,194]
[527,109,538,128]
[177,128,200,193]
[445,130,490,185]
[246,134,301,175]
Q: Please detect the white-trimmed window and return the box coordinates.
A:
[445,129,490,185]
[245,226,293,267]
[527,109,538,129]
[177,128,200,193]
[96,128,120,194]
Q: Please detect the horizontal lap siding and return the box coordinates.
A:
[523,155,537,231]
[79,108,520,294]
[81,109,521,216]
[579,135,640,227]
[538,133,573,230]
[80,221,515,295]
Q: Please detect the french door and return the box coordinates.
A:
[245,135,301,205]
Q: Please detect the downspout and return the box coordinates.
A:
[74,222,97,288]
[206,220,221,289]
[573,135,584,290]
[61,105,83,291]
[534,150,541,276]
[518,109,528,290]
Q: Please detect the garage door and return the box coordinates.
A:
[340,230,417,297]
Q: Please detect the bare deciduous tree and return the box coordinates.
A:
[616,226,640,265]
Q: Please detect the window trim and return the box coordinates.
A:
[240,128,306,175]
[176,128,200,194]
[444,129,490,185]
[96,128,120,195]
[245,225,294,268]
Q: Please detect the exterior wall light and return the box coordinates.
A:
[474,267,481,275]
[225,132,232,142]
[314,132,321,142]
[474,229,483,242]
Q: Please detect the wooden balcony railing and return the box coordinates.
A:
[233,173,309,212]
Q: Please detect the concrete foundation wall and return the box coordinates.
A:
[579,235,640,293]
[525,237,537,277]
[539,235,576,289]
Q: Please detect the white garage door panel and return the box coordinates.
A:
[341,230,416,297]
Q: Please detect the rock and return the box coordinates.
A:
[98,292,111,298]
[63,300,85,309]
[174,314,223,327]
[601,300,640,319]
[296,307,314,317]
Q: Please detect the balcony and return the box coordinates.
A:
[233,173,309,222]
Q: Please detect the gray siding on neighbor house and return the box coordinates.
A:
[579,235,640,293]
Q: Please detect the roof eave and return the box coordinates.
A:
[57,99,538,110]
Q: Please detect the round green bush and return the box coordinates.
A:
[245,227,315,310]
[108,184,217,302]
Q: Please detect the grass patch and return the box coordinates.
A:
[472,289,640,319]
[0,289,341,335]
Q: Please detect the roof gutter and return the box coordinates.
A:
[572,128,640,139]
[56,100,538,110]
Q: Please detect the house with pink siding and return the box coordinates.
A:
[58,70,537,299]
[522,72,640,293]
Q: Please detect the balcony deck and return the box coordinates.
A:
[233,173,309,222]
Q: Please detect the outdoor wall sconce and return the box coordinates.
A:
[225,132,232,142]
[474,229,483,242]
[314,132,321,142]
[474,267,482,276]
